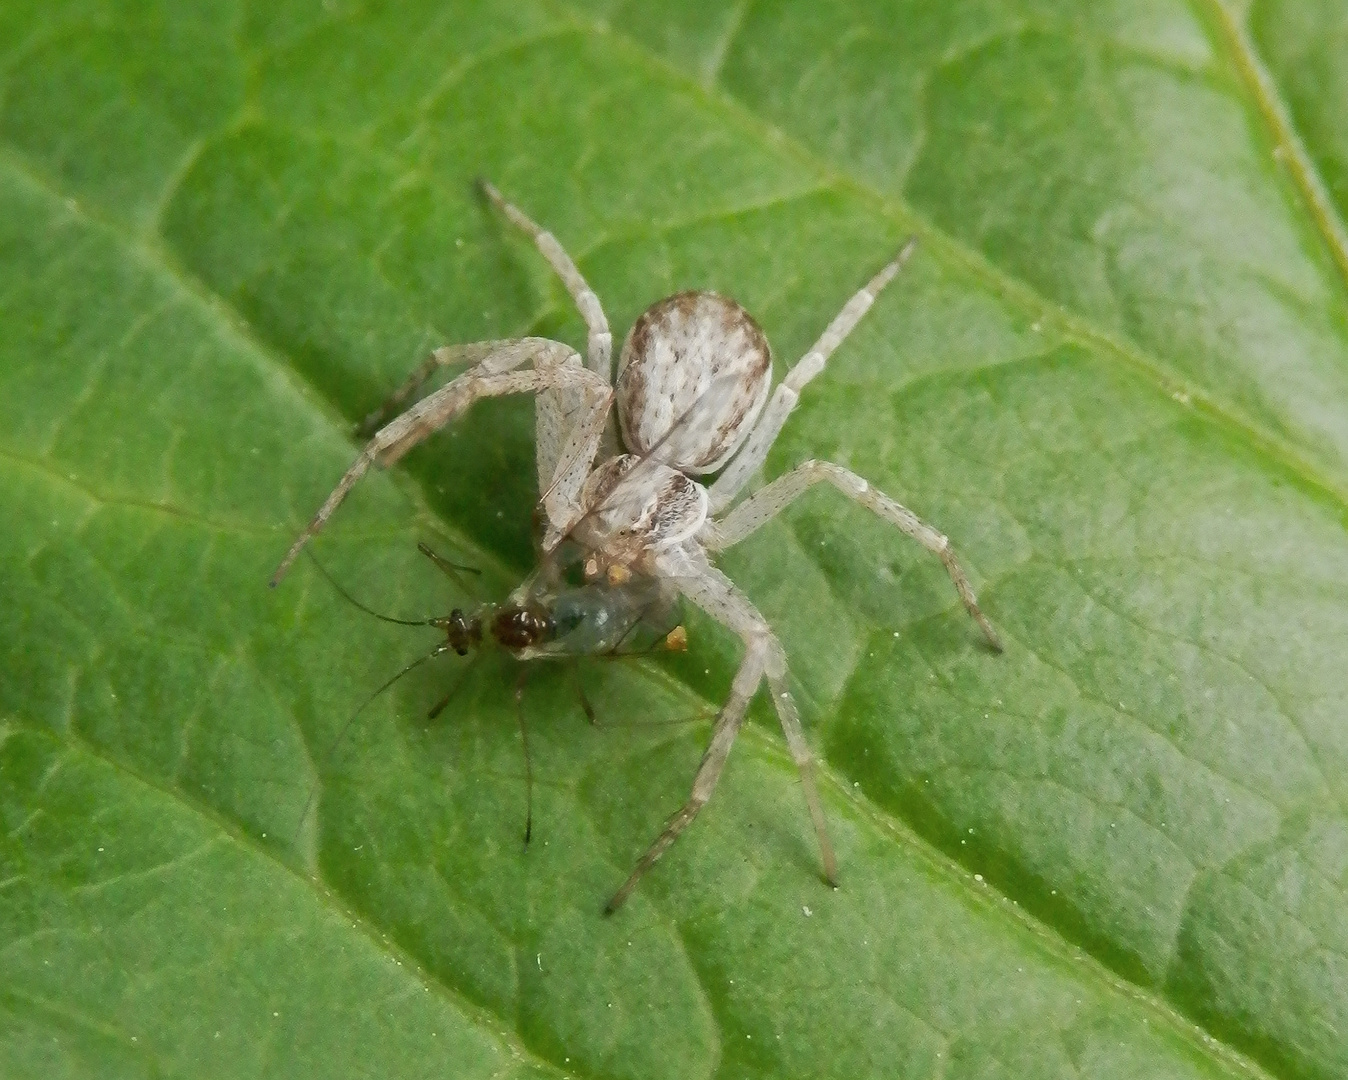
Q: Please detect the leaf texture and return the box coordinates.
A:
[2,2,1347,1079]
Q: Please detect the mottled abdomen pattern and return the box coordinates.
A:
[616,291,772,474]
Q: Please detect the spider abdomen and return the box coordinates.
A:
[615,291,771,475]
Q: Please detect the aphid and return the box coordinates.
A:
[273,179,1002,912]
[303,539,687,848]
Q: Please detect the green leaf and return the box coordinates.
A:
[2,2,1346,1079]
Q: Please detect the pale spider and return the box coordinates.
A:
[272,179,1003,912]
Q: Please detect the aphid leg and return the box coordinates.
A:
[427,660,477,721]
[516,667,534,847]
[571,663,598,725]
[605,643,764,914]
[271,338,607,585]
[709,239,917,512]
[704,460,1003,651]
[416,541,482,597]
[479,178,613,384]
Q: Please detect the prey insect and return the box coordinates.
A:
[273,178,1002,913]
[301,539,687,848]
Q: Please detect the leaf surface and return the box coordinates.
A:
[2,2,1347,1079]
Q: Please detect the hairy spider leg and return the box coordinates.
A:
[479,177,613,383]
[704,461,1003,651]
[709,238,918,512]
[271,338,611,584]
[604,546,835,913]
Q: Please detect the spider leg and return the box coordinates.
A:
[272,338,609,584]
[479,178,612,384]
[604,547,836,913]
[703,460,1003,651]
[357,350,458,439]
[604,634,764,914]
[709,239,917,512]
[536,376,615,548]
[357,338,550,437]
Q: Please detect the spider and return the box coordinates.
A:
[272,179,1003,913]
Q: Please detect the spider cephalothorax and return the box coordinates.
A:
[272,178,1002,912]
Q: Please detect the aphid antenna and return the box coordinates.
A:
[305,548,441,627]
[292,640,454,849]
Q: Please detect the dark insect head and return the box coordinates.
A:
[432,608,482,656]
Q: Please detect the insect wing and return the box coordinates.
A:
[524,573,680,658]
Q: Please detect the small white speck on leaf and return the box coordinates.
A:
[802,905,812,917]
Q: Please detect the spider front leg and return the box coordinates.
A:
[271,338,611,584]
[479,178,613,384]
[703,460,1003,651]
[356,348,467,439]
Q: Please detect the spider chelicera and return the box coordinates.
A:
[272,179,1002,912]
